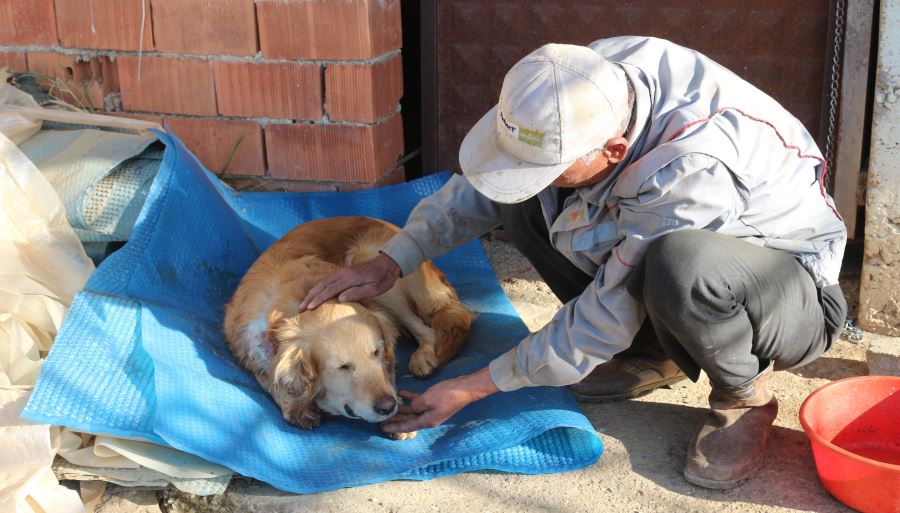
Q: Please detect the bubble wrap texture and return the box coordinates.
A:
[77,144,164,242]
[18,129,158,240]
[23,132,603,493]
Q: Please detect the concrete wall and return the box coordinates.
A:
[861,0,900,335]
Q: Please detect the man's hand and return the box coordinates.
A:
[299,253,402,310]
[381,367,499,433]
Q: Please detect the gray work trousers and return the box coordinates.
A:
[497,200,847,387]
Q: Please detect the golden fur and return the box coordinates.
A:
[224,216,474,430]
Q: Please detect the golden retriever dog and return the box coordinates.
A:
[224,216,474,433]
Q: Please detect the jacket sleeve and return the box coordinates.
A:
[489,154,743,391]
[380,173,503,276]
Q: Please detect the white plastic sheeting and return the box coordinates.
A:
[0,82,229,512]
[0,94,94,511]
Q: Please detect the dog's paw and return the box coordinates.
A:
[388,430,417,441]
[286,403,322,429]
[409,347,439,378]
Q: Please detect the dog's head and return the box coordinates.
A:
[269,302,400,423]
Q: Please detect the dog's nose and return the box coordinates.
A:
[374,396,397,416]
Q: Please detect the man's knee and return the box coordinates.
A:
[643,230,717,285]
[628,231,700,302]
[640,230,737,316]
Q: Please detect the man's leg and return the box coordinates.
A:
[629,229,846,489]
[496,197,685,401]
[496,197,593,303]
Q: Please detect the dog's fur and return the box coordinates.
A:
[224,216,474,430]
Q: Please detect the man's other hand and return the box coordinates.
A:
[381,367,499,433]
[299,253,402,310]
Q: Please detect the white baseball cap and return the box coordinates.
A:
[459,43,630,203]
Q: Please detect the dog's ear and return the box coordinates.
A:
[367,309,399,345]
[268,317,319,397]
[366,309,398,369]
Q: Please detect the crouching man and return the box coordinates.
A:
[301,36,847,489]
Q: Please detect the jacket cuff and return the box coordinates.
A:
[488,348,538,392]
[380,232,429,277]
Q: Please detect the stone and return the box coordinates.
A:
[867,333,900,376]
[95,489,161,513]
[860,0,900,336]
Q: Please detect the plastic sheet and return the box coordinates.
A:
[23,131,604,493]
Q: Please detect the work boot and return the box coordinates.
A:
[568,354,686,403]
[684,361,778,489]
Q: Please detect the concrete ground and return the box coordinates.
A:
[94,235,866,513]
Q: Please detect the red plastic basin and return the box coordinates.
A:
[799,376,900,513]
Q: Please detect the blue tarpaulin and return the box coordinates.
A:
[23,132,602,493]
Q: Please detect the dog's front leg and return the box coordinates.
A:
[287,399,323,429]
[384,429,417,440]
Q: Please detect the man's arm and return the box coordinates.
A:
[301,174,502,309]
[379,173,503,276]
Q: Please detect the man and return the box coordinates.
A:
[299,36,847,489]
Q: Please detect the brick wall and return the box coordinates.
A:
[0,0,405,192]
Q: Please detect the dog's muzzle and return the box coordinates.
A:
[374,396,397,416]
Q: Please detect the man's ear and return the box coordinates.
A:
[603,136,629,164]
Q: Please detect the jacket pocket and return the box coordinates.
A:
[571,221,619,254]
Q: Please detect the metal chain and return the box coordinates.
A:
[823,0,847,191]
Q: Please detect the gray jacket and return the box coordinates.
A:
[381,36,846,392]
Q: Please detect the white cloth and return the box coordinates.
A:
[0,387,86,513]
[0,85,228,510]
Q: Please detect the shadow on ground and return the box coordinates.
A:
[579,398,851,513]
[787,355,868,381]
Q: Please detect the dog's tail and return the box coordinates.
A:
[428,298,476,364]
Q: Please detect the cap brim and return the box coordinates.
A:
[459,105,574,204]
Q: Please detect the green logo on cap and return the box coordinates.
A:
[518,127,545,148]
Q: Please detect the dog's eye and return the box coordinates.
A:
[339,363,353,371]
[373,348,380,357]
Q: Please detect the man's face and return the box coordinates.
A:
[552,136,629,188]
[552,148,614,188]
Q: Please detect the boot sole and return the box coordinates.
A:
[683,463,761,490]
[569,375,688,403]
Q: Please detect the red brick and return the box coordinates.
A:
[338,166,405,191]
[379,165,406,186]
[118,56,216,116]
[55,0,153,51]
[368,0,402,57]
[151,0,257,56]
[26,52,69,79]
[0,0,57,46]
[228,165,405,192]
[214,61,322,120]
[26,52,118,110]
[99,57,120,93]
[225,178,340,193]
[0,52,27,72]
[164,117,265,176]
[106,111,164,126]
[265,114,404,182]
[257,0,401,60]
[325,54,402,123]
